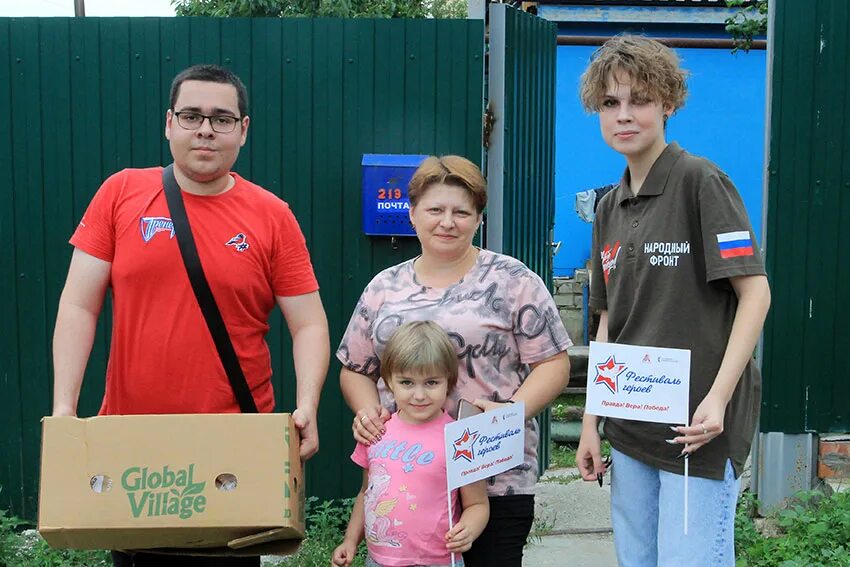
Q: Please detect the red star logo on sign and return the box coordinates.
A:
[452,428,479,463]
[594,355,627,394]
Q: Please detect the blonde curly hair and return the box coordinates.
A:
[579,35,689,113]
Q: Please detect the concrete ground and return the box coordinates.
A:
[264,459,847,566]
[524,532,616,567]
[263,465,618,566]
[523,467,617,566]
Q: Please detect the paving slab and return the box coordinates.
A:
[524,533,617,567]
[524,467,616,566]
[535,467,611,532]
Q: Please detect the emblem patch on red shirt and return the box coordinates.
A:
[225,232,250,252]
[601,241,622,283]
[140,216,175,243]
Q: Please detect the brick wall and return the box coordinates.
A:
[554,269,588,346]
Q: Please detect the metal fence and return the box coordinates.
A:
[0,15,484,521]
[762,0,849,434]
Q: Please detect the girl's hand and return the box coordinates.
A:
[669,393,727,455]
[445,521,474,553]
[331,541,357,566]
[353,404,391,445]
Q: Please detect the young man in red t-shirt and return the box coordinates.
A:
[51,65,330,567]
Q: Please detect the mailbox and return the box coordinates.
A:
[361,154,428,236]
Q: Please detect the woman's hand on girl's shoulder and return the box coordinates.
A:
[353,404,391,445]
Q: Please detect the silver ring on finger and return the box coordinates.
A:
[361,415,370,424]
[701,424,708,436]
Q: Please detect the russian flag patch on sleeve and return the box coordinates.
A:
[716,231,754,258]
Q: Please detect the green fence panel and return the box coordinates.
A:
[0,16,483,521]
[762,0,850,433]
[0,16,23,524]
[489,5,558,473]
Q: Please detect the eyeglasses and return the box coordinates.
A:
[173,111,242,133]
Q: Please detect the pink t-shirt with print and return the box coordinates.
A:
[352,412,459,567]
[339,249,572,497]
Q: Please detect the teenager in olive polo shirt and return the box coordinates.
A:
[575,36,771,566]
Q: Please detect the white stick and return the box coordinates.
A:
[447,486,456,567]
[683,453,689,536]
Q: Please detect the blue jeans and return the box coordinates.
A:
[610,447,740,567]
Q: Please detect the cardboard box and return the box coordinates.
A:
[39,414,304,555]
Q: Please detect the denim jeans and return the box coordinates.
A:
[610,447,739,567]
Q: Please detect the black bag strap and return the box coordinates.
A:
[161,164,259,413]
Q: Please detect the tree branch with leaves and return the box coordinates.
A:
[171,0,467,18]
[725,0,768,53]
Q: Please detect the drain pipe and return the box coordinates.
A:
[557,35,766,50]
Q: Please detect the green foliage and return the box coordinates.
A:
[287,496,368,567]
[550,393,585,422]
[548,440,611,470]
[553,393,585,407]
[0,507,110,567]
[527,505,555,544]
[725,0,768,53]
[0,491,377,566]
[539,473,581,485]
[549,442,577,469]
[0,493,365,567]
[735,490,850,567]
[0,506,24,564]
[171,0,467,18]
[550,404,568,422]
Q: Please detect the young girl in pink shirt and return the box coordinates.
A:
[333,321,489,567]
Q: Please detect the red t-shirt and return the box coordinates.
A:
[70,167,319,415]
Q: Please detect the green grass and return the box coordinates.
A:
[548,392,610,472]
[550,394,585,422]
[0,495,365,567]
[553,393,585,407]
[0,506,110,567]
[549,442,578,469]
[528,504,556,543]
[548,440,611,470]
[284,497,368,566]
[734,490,850,567]
[10,482,843,567]
[539,473,582,485]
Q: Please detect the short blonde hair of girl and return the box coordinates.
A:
[381,321,459,393]
[408,155,487,214]
[579,35,689,113]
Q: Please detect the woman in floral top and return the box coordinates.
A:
[337,155,572,567]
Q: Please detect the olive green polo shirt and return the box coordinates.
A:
[590,142,766,480]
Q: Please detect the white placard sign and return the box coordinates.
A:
[586,341,691,424]
[444,402,525,491]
